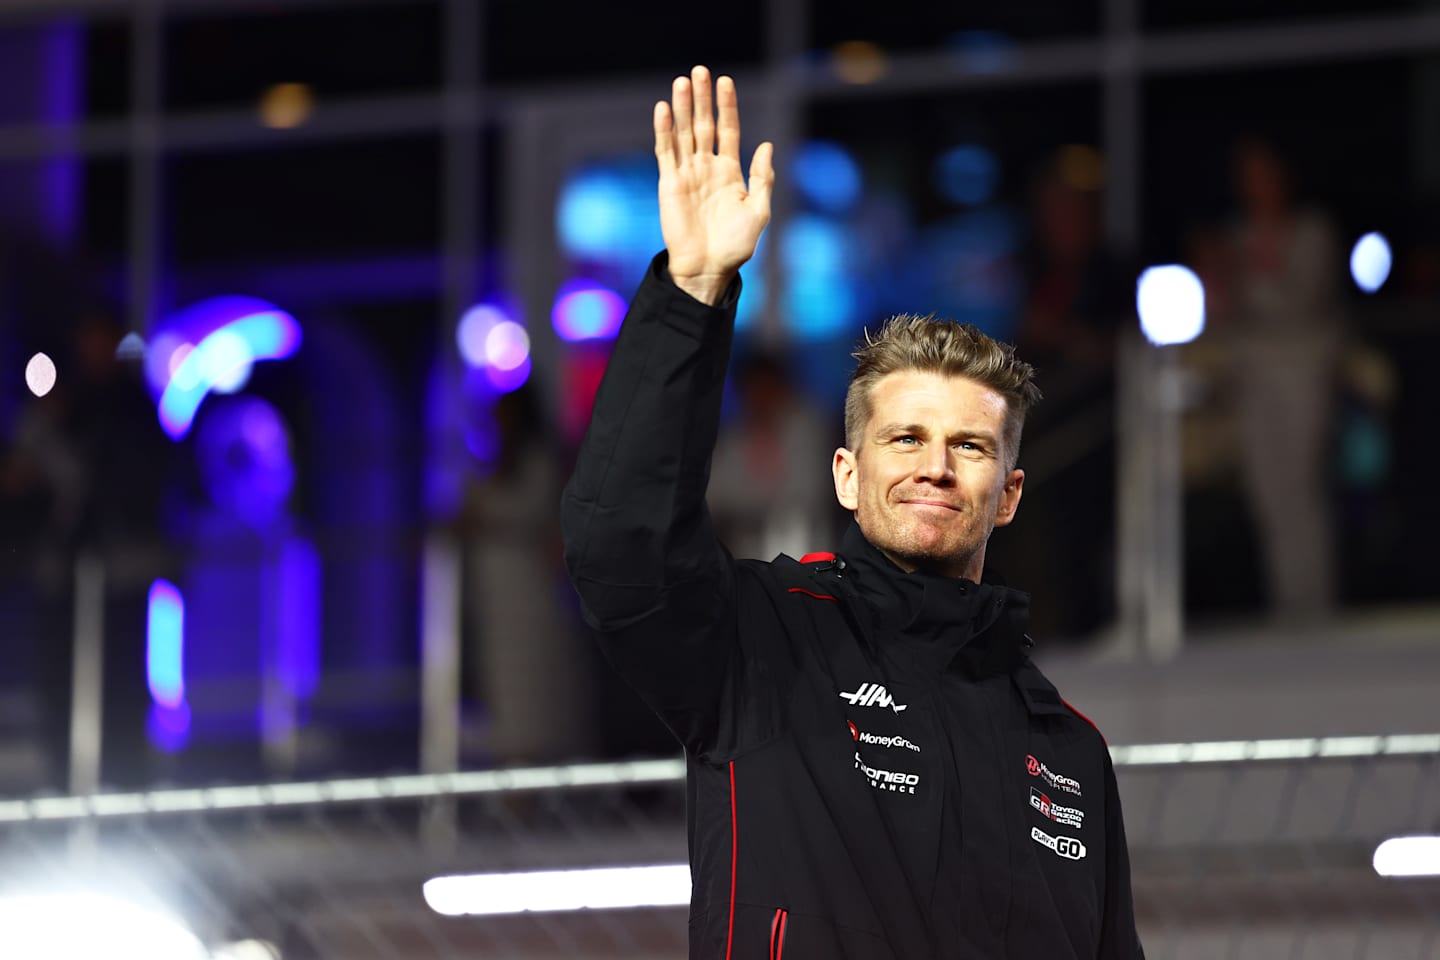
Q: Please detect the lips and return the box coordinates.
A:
[900,499,961,511]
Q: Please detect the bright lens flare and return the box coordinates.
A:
[423,864,691,916]
[0,893,208,960]
[1373,835,1440,877]
[1136,265,1205,346]
[1350,231,1392,293]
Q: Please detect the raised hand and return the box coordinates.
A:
[654,65,775,305]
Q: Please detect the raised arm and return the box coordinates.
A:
[561,67,775,754]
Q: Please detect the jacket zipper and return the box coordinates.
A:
[769,907,788,960]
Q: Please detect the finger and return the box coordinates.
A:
[691,65,715,156]
[653,100,676,174]
[748,141,775,219]
[715,75,740,164]
[671,74,695,158]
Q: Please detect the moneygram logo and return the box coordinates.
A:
[854,752,919,794]
[849,721,921,753]
[1031,826,1086,861]
[1030,787,1085,829]
[1025,754,1082,797]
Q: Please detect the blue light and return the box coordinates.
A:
[552,281,626,341]
[933,145,999,207]
[157,300,302,440]
[793,141,863,214]
[780,214,849,275]
[556,161,664,263]
[147,579,186,711]
[1136,265,1206,346]
[785,272,858,339]
[1350,232,1392,293]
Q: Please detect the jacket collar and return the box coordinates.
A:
[836,522,1033,680]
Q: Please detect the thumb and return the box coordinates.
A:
[748,142,775,220]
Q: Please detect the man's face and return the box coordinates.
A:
[832,370,1024,581]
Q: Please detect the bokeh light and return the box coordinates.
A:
[933,145,1000,207]
[1136,265,1206,346]
[25,352,56,397]
[156,300,302,440]
[1350,231,1392,293]
[832,41,888,84]
[552,281,626,341]
[793,141,863,214]
[1373,836,1440,877]
[259,82,315,129]
[456,303,515,368]
[556,161,663,264]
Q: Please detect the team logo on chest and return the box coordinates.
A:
[839,682,908,713]
[1030,787,1085,829]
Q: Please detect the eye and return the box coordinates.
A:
[894,435,919,446]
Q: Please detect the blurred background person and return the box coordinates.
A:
[1216,138,1346,626]
[461,384,593,767]
[707,349,836,562]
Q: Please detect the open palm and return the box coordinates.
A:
[654,66,774,304]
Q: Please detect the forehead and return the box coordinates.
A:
[867,369,1010,430]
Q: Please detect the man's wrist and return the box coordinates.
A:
[668,269,736,307]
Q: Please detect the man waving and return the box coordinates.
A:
[562,65,1145,959]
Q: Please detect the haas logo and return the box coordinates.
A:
[1026,755,1041,776]
[839,683,907,714]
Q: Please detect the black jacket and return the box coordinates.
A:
[562,253,1145,959]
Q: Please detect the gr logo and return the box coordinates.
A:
[1031,826,1087,861]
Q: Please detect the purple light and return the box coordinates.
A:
[457,304,514,368]
[147,701,192,754]
[484,355,531,393]
[276,536,321,699]
[552,282,625,341]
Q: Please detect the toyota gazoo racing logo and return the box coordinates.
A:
[854,752,919,795]
[839,682,907,714]
[1030,787,1085,829]
[1031,826,1087,861]
[1025,754,1082,797]
[848,721,920,753]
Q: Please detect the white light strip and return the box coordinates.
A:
[423,864,691,916]
[1373,836,1440,877]
[3,733,1438,823]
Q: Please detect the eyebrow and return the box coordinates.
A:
[872,422,999,446]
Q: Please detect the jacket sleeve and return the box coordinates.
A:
[560,251,743,755]
[1098,751,1146,958]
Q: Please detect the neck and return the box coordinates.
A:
[879,545,985,584]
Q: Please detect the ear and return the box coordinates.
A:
[832,447,859,511]
[993,468,1025,528]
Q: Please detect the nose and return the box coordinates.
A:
[912,441,955,486]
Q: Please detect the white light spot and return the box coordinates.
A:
[423,864,691,916]
[0,892,208,960]
[1350,231,1392,293]
[1374,835,1440,877]
[484,320,530,372]
[1136,265,1205,346]
[456,304,508,368]
[202,329,255,394]
[25,352,56,397]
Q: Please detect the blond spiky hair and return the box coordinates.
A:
[844,314,1042,470]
